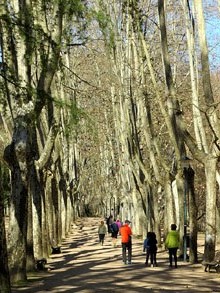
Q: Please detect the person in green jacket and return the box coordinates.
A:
[165,224,180,268]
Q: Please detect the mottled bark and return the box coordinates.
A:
[186,166,198,263]
[181,0,208,152]
[0,164,11,292]
[194,0,219,261]
[4,121,31,282]
[157,1,187,253]
[204,158,217,262]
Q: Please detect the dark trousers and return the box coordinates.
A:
[146,249,157,265]
[168,247,178,267]
[99,234,105,245]
[122,242,132,263]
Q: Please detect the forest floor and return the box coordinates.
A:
[11,217,220,293]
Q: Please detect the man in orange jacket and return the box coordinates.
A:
[120,220,132,264]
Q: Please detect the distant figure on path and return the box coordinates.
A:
[106,215,113,234]
[165,224,180,268]
[143,231,158,267]
[116,218,122,234]
[110,219,119,247]
[120,220,132,264]
[98,220,107,245]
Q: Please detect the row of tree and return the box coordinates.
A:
[0,0,220,291]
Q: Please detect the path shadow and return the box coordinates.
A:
[11,218,220,293]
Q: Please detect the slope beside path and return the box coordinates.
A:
[12,217,220,293]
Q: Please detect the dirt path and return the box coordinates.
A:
[12,218,220,293]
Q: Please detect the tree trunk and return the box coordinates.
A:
[0,164,11,292]
[204,158,217,262]
[194,0,220,260]
[186,166,198,263]
[26,181,35,272]
[182,0,208,152]
[4,122,31,282]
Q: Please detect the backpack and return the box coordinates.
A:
[144,238,150,250]
[111,223,119,233]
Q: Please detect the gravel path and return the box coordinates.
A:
[11,217,220,292]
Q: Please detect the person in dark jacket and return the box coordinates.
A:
[106,215,113,234]
[143,232,158,267]
[110,219,119,247]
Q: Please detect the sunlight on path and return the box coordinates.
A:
[12,217,220,293]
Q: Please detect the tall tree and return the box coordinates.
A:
[194,0,220,262]
[1,0,87,282]
[0,163,11,292]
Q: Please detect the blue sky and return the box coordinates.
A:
[204,1,220,70]
[0,1,219,70]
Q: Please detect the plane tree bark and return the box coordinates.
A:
[0,164,11,292]
[194,0,220,262]
[157,0,189,255]
[1,0,87,283]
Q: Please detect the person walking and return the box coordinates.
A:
[110,219,119,247]
[165,224,180,268]
[98,220,107,246]
[116,218,122,234]
[120,220,132,264]
[106,215,113,234]
[143,232,158,267]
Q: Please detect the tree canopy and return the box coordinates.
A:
[0,0,220,290]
